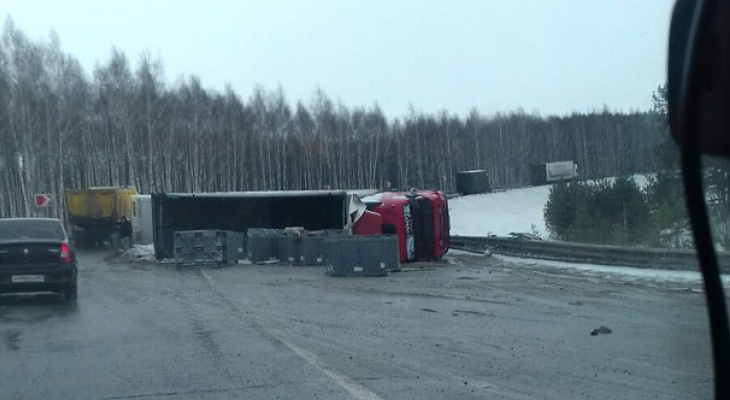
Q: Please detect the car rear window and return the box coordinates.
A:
[0,220,66,242]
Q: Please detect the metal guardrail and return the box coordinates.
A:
[450,235,730,273]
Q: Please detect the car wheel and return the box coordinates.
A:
[63,285,78,302]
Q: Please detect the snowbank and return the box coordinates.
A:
[117,244,156,263]
[494,254,730,287]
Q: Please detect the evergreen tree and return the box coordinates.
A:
[644,84,692,248]
[545,177,655,246]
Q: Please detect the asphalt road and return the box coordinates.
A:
[0,249,714,400]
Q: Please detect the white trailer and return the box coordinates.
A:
[131,194,153,244]
[530,161,578,185]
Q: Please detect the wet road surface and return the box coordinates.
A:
[0,249,713,399]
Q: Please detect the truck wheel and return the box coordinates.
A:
[63,285,78,302]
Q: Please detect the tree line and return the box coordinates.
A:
[0,21,665,223]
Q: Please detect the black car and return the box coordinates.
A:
[0,218,78,302]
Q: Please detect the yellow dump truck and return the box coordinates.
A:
[66,187,138,246]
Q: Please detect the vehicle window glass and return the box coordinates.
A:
[0,221,66,241]
[381,224,396,235]
[703,156,730,252]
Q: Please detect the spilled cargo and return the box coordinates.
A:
[173,230,245,267]
[325,235,400,277]
[152,191,351,260]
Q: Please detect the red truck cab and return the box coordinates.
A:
[359,190,449,262]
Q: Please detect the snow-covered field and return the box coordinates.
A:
[449,185,553,238]
[449,175,652,239]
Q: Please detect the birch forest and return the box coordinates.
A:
[0,22,666,220]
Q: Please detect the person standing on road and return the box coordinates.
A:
[119,216,132,251]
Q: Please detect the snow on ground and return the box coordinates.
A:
[493,254,730,287]
[449,175,652,239]
[451,248,729,287]
[596,174,652,188]
[449,185,552,238]
[117,244,156,263]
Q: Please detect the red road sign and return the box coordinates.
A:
[35,194,52,207]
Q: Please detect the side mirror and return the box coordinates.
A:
[668,0,730,157]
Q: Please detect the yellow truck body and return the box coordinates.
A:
[67,187,137,221]
[66,187,138,244]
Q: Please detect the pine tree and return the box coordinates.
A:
[644,84,692,247]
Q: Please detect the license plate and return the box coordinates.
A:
[11,275,45,283]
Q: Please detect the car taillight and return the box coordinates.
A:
[60,243,71,263]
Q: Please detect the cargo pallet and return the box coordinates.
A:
[174,230,244,267]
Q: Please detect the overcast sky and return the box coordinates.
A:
[3,0,674,118]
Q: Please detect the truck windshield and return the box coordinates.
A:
[0,220,66,242]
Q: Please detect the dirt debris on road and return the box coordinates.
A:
[590,326,613,336]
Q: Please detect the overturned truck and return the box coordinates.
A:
[151,189,449,263]
[151,191,363,260]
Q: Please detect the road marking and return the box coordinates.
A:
[273,336,384,400]
[200,270,384,400]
